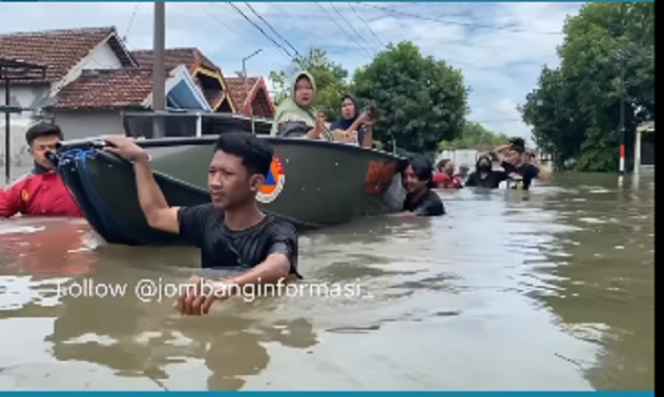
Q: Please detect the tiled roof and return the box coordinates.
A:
[131,48,235,111]
[225,77,259,110]
[52,68,153,109]
[130,47,220,73]
[0,27,119,83]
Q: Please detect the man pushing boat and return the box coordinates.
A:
[104,132,300,316]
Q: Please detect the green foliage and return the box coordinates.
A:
[269,42,469,154]
[519,3,654,172]
[353,42,469,154]
[438,122,510,151]
[268,48,350,120]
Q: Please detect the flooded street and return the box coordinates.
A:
[0,172,654,390]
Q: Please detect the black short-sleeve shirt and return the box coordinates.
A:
[464,170,507,189]
[501,162,540,191]
[403,189,445,216]
[177,204,300,277]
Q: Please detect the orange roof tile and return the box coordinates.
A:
[0,26,132,83]
[52,68,153,109]
[225,76,259,110]
[130,47,220,73]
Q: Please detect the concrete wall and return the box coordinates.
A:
[437,149,477,170]
[0,110,123,168]
[50,110,125,140]
[0,85,52,167]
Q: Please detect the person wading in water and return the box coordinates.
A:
[432,159,463,189]
[464,154,507,189]
[104,132,300,316]
[494,138,549,191]
[400,155,445,216]
[0,123,82,218]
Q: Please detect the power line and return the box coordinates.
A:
[224,2,294,62]
[122,2,140,43]
[360,3,563,35]
[347,3,385,49]
[243,2,301,57]
[198,3,244,40]
[315,2,373,59]
[329,3,378,54]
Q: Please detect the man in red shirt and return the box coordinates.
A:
[432,159,463,189]
[0,123,82,218]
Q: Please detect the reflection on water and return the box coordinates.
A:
[0,173,654,390]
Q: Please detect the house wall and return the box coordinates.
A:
[0,109,124,169]
[0,40,126,168]
[49,110,125,140]
[0,84,52,167]
[437,149,479,171]
[640,132,654,166]
[51,41,124,95]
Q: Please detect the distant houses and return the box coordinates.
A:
[0,26,275,165]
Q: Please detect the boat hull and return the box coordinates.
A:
[53,136,407,246]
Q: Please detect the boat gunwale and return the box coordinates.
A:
[55,134,406,164]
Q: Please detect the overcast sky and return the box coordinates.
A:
[0,2,584,144]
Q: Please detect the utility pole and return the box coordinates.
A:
[152,2,166,138]
[241,49,262,134]
[618,54,625,175]
[618,2,627,176]
[4,80,9,185]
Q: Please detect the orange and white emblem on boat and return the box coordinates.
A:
[257,155,285,204]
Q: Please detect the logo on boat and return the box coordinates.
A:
[257,155,285,204]
[364,160,397,195]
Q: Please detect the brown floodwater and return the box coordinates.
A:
[0,172,654,390]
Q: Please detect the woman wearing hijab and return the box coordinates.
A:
[464,154,507,189]
[271,71,322,139]
[270,72,353,143]
[329,95,373,147]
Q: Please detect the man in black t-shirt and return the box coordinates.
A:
[494,139,549,191]
[464,154,507,189]
[105,133,299,315]
[399,155,445,216]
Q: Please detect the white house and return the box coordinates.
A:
[0,27,213,167]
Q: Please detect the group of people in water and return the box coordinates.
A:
[0,70,549,315]
[395,137,549,218]
[431,137,549,191]
[266,70,548,218]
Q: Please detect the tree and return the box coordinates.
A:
[353,41,469,155]
[269,48,350,120]
[519,3,654,172]
[520,67,588,170]
[438,122,510,151]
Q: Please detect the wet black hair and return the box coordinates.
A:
[214,132,274,177]
[25,123,63,146]
[511,144,525,154]
[406,155,435,189]
[509,137,525,147]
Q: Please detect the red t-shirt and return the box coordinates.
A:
[433,172,463,189]
[0,169,82,218]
